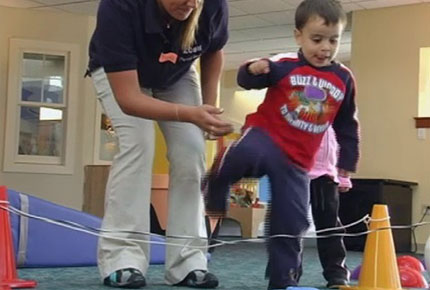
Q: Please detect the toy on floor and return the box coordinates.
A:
[351,255,428,288]
[350,265,361,280]
[398,266,428,288]
[397,255,424,272]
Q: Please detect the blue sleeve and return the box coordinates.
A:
[94,0,138,72]
[333,74,360,172]
[206,0,229,52]
[237,60,274,90]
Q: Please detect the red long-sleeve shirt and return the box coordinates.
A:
[237,51,360,171]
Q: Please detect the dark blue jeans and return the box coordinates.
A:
[205,128,310,289]
[310,176,349,282]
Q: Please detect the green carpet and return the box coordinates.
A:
[17,244,366,290]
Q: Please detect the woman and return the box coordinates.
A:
[87,0,231,288]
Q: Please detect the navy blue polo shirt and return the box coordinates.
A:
[88,0,229,89]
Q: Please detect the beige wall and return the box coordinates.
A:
[220,69,263,131]
[351,3,430,247]
[220,69,244,127]
[0,6,96,209]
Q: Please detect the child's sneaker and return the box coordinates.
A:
[326,278,348,289]
[103,268,146,288]
[270,287,319,290]
[174,270,218,288]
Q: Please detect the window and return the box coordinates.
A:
[3,39,79,174]
[415,48,430,128]
[418,48,430,117]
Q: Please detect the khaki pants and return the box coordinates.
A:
[91,66,208,285]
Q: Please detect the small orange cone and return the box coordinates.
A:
[341,204,402,290]
[0,186,37,289]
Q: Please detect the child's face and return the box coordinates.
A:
[294,15,344,67]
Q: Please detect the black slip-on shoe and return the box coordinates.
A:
[174,270,219,288]
[103,268,146,288]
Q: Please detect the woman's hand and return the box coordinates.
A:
[182,105,233,137]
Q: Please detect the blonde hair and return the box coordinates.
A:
[181,0,204,50]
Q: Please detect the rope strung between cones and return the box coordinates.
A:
[0,202,428,250]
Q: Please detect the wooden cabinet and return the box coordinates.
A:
[227,206,266,238]
[82,165,110,218]
[83,165,168,230]
[339,179,417,252]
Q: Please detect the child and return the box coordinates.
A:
[203,0,360,289]
[309,126,352,288]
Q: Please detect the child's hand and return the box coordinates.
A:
[338,169,352,192]
[338,168,351,178]
[339,185,350,193]
[247,59,270,75]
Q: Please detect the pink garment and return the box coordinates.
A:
[308,126,352,189]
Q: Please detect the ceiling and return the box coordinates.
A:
[1,0,428,69]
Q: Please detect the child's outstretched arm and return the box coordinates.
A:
[237,59,272,90]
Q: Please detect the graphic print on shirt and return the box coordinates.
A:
[159,52,179,64]
[179,45,203,62]
[280,74,345,134]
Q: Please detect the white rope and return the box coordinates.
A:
[1,205,428,250]
[314,214,370,234]
[1,205,224,249]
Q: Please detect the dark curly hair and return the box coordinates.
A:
[295,0,347,30]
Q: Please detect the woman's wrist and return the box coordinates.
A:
[174,104,181,121]
[175,105,194,123]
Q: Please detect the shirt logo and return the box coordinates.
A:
[278,75,345,134]
[182,45,202,55]
[179,45,202,62]
[159,52,178,64]
[290,75,344,101]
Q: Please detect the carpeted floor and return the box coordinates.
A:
[17,244,366,290]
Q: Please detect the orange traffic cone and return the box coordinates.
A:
[341,204,402,290]
[0,186,37,288]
